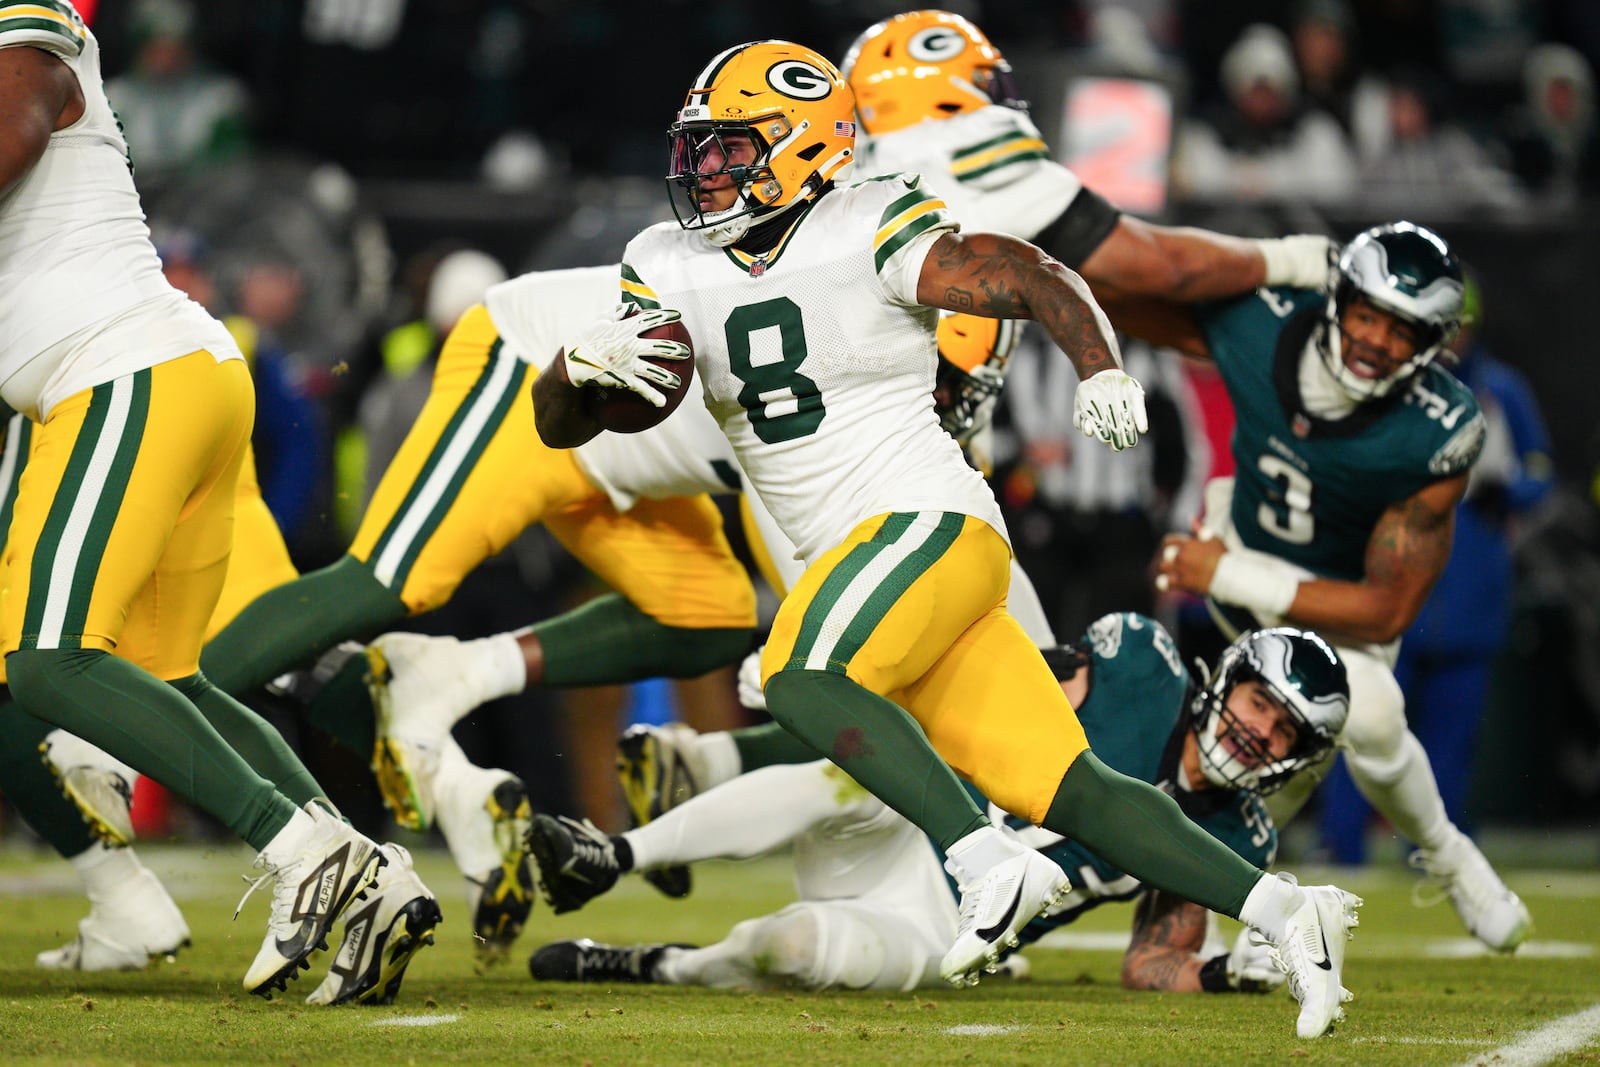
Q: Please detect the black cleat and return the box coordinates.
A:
[525,814,621,915]
[527,938,691,984]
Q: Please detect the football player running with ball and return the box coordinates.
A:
[536,40,1362,1039]
[527,618,1350,999]
[1146,222,1532,953]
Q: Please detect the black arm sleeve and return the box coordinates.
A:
[1030,185,1122,269]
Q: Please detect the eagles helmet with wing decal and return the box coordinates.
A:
[841,10,1027,136]
[1319,222,1465,401]
[666,40,857,247]
[1190,627,1349,795]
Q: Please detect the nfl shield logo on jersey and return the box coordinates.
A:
[750,259,768,277]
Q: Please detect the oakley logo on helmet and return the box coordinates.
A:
[767,60,833,100]
[909,27,968,62]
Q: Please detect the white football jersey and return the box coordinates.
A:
[621,176,1007,564]
[0,7,240,418]
[484,265,744,513]
[854,105,1082,243]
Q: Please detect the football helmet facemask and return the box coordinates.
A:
[667,40,857,248]
[934,312,1018,446]
[1189,627,1349,796]
[1318,221,1464,401]
[842,10,1027,136]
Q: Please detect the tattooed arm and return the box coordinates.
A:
[1156,472,1468,644]
[1121,889,1211,992]
[915,231,1123,382]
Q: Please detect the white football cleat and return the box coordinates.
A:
[42,733,138,848]
[1411,831,1532,952]
[238,805,386,998]
[1268,884,1362,1039]
[367,633,488,831]
[306,843,441,1006]
[939,849,1068,987]
[36,865,190,971]
[432,745,535,966]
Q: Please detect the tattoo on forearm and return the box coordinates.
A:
[933,235,1117,376]
[1125,892,1206,990]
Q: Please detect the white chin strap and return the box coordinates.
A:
[700,210,752,248]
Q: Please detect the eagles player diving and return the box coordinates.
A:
[1145,222,1532,953]
[0,2,437,1002]
[536,39,1362,1038]
[526,619,1349,998]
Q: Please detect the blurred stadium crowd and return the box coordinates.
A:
[10,0,1597,864]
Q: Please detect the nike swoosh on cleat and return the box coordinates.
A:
[1314,926,1333,971]
[975,888,1023,943]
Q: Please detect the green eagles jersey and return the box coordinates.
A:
[1198,288,1485,582]
[961,612,1277,943]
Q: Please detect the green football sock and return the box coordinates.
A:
[534,593,750,687]
[173,672,326,810]
[763,669,988,850]
[730,720,825,772]
[200,555,406,696]
[298,653,376,756]
[1044,750,1260,917]
[6,648,297,851]
[0,699,96,858]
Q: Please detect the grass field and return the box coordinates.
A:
[2,843,1598,1066]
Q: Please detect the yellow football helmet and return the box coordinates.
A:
[667,40,857,247]
[934,312,1018,445]
[841,10,1026,136]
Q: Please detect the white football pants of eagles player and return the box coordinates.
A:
[633,760,959,992]
[1197,478,1455,852]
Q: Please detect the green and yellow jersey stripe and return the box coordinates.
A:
[950,131,1050,183]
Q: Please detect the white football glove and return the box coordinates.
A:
[736,645,767,712]
[1072,368,1149,452]
[562,303,690,406]
[1226,928,1286,994]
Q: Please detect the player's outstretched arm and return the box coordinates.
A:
[0,46,83,194]
[916,231,1149,450]
[1079,217,1332,304]
[917,231,1120,379]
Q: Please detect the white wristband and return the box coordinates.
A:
[1254,235,1334,290]
[1207,548,1301,620]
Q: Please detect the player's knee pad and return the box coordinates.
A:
[727,906,824,985]
[1333,644,1407,761]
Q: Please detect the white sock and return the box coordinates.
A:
[1346,731,1454,851]
[462,633,527,703]
[259,806,318,866]
[943,824,1020,886]
[71,841,143,900]
[624,761,845,872]
[696,731,741,790]
[1239,871,1304,942]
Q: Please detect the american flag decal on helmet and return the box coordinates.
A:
[835,120,856,137]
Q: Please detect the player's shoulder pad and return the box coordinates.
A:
[0,0,86,59]
[947,106,1052,183]
[846,173,957,276]
[1408,364,1486,477]
[1083,612,1186,679]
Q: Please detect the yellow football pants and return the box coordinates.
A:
[761,511,1088,823]
[348,304,754,629]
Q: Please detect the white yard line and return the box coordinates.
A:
[1455,1003,1600,1067]
[368,1014,461,1028]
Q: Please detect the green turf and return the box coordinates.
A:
[1,843,1597,1065]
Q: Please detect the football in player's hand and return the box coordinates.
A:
[594,313,695,434]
